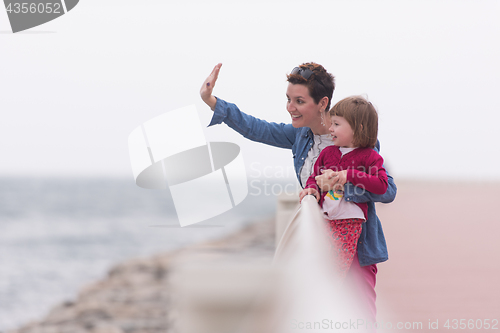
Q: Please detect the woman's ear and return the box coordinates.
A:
[319,96,329,111]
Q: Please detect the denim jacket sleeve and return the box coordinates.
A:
[208,97,298,149]
[344,174,396,203]
[343,140,397,204]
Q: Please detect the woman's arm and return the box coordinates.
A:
[344,142,395,203]
[209,98,298,149]
[344,174,396,204]
[317,169,395,203]
[200,63,222,109]
[315,142,396,204]
[201,64,299,149]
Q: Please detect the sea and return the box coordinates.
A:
[0,176,291,331]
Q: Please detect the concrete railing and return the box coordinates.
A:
[274,192,300,246]
[168,194,353,333]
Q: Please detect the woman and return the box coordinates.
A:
[200,62,396,322]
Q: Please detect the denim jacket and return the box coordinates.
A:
[208,98,397,266]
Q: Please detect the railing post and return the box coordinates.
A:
[168,194,360,333]
[168,256,276,333]
[275,192,299,247]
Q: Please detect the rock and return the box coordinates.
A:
[7,219,275,333]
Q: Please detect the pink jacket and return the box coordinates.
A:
[304,146,389,219]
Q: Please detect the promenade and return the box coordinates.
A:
[376,181,499,332]
[8,181,499,333]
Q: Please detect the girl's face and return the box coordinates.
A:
[286,83,325,132]
[329,115,355,148]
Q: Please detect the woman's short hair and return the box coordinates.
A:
[329,96,378,148]
[287,62,335,110]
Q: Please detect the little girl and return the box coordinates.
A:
[299,95,389,277]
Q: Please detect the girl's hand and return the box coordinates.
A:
[299,188,320,203]
[315,169,347,192]
[200,63,222,110]
[335,170,348,189]
[315,169,338,192]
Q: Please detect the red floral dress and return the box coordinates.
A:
[325,217,364,278]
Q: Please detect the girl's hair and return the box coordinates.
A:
[286,62,335,111]
[329,96,378,148]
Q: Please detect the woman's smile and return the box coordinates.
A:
[286,83,320,128]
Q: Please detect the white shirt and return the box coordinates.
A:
[300,133,334,187]
[321,147,365,221]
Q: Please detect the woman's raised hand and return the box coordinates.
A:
[200,63,222,110]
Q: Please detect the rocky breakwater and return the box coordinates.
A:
[8,219,276,333]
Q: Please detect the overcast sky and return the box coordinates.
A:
[1,0,499,181]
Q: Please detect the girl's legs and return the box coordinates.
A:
[326,219,378,331]
[326,218,364,278]
[345,253,378,330]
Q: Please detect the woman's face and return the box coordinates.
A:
[286,83,322,129]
